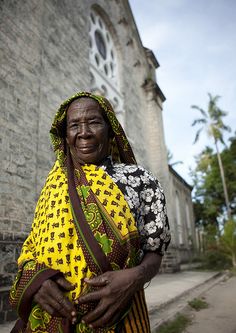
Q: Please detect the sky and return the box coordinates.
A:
[129,0,236,184]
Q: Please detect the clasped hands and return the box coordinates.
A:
[33,268,139,329]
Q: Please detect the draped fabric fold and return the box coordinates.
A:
[10,92,152,332]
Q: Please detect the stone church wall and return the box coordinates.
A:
[0,0,195,322]
[168,167,196,264]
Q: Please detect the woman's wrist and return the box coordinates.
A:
[128,264,147,291]
[131,252,162,290]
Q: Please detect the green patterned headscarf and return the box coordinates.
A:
[50,91,136,166]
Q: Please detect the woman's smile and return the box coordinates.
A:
[66,98,110,164]
[77,144,98,153]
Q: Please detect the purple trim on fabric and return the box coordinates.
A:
[10,318,26,333]
[61,318,73,333]
[18,268,60,323]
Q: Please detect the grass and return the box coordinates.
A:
[188,297,208,311]
[156,314,191,333]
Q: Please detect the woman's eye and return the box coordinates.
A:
[88,122,98,127]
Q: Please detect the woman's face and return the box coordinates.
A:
[66,98,110,164]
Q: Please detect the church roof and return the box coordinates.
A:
[169,165,193,191]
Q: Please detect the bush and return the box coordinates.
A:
[201,249,231,270]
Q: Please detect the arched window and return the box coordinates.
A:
[185,199,191,233]
[185,198,192,245]
[89,8,125,127]
[175,191,183,245]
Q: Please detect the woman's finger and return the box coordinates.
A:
[84,273,110,287]
[89,307,120,329]
[54,276,75,291]
[47,283,75,318]
[48,294,73,318]
[81,300,107,324]
[42,303,56,317]
[79,287,109,304]
[34,279,75,320]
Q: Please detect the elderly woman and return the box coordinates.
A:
[10,92,171,333]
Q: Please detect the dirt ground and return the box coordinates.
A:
[184,275,236,333]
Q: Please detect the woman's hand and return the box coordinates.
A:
[78,252,162,329]
[33,275,77,323]
[78,268,140,329]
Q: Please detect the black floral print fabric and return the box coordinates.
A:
[100,158,171,256]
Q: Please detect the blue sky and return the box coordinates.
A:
[129,0,236,183]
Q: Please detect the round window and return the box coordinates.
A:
[95,30,107,60]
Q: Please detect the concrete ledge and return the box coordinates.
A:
[146,270,227,332]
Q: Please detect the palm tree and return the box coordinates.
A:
[191,93,231,219]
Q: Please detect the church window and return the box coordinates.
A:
[101,85,107,96]
[98,18,103,29]
[185,199,192,242]
[90,12,95,24]
[95,30,107,60]
[175,191,183,245]
[89,37,93,48]
[89,8,125,127]
[95,54,100,66]
[104,64,108,75]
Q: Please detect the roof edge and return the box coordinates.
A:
[169,165,193,191]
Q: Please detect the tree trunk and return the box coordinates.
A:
[215,140,231,220]
[232,253,236,268]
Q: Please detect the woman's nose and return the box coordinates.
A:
[77,123,92,136]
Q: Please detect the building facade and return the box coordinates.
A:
[0,0,196,322]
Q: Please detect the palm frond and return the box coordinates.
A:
[191,105,208,118]
[222,124,231,132]
[192,93,230,148]
[193,127,203,144]
[191,118,207,127]
[208,93,221,104]
[218,136,225,145]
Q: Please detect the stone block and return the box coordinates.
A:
[0,242,14,259]
[0,275,13,288]
[0,206,5,217]
[13,233,27,242]
[11,220,22,233]
[15,244,23,261]
[1,291,11,311]
[0,311,5,324]
[4,262,17,274]
[0,219,12,231]
[6,310,17,322]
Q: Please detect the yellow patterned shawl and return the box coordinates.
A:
[9,92,150,333]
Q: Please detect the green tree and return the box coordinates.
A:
[219,220,236,267]
[191,93,231,219]
[191,135,236,226]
